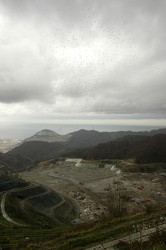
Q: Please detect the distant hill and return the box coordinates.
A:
[8,128,166,163]
[1,127,165,156]
[25,129,70,143]
[65,128,166,148]
[65,134,166,164]
[66,129,115,148]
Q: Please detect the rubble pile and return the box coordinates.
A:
[68,190,106,221]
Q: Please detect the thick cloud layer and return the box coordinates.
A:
[0,0,166,136]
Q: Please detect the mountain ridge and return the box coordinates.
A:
[8,127,166,164]
[65,133,166,164]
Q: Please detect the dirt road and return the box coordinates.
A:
[1,192,27,227]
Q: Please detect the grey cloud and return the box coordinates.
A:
[0,0,166,123]
[0,60,55,103]
[88,68,166,116]
[0,80,53,103]
[0,0,92,28]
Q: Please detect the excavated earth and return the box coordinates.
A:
[20,159,166,223]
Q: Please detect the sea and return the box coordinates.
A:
[0,124,165,139]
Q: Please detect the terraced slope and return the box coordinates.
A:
[0,175,78,227]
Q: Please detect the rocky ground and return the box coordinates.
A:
[20,159,166,223]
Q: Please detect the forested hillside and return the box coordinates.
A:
[64,134,166,164]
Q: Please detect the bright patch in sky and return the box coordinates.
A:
[0,0,166,137]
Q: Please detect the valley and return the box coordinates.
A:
[0,128,166,249]
[1,0,166,248]
[20,158,166,222]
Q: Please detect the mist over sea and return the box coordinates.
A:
[2,124,164,139]
[49,124,165,135]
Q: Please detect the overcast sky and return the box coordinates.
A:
[0,0,166,137]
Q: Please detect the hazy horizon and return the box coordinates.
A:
[0,124,165,139]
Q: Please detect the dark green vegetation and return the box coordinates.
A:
[0,152,31,173]
[65,134,166,164]
[0,204,166,249]
[9,141,67,161]
[7,128,166,165]
[0,128,165,174]
[66,128,166,149]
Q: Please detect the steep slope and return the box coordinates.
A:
[0,152,32,173]
[9,141,67,161]
[135,134,166,163]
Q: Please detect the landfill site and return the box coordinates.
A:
[20,158,166,223]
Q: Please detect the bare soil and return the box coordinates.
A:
[20,159,166,222]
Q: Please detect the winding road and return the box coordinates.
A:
[1,192,27,227]
[0,182,66,226]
